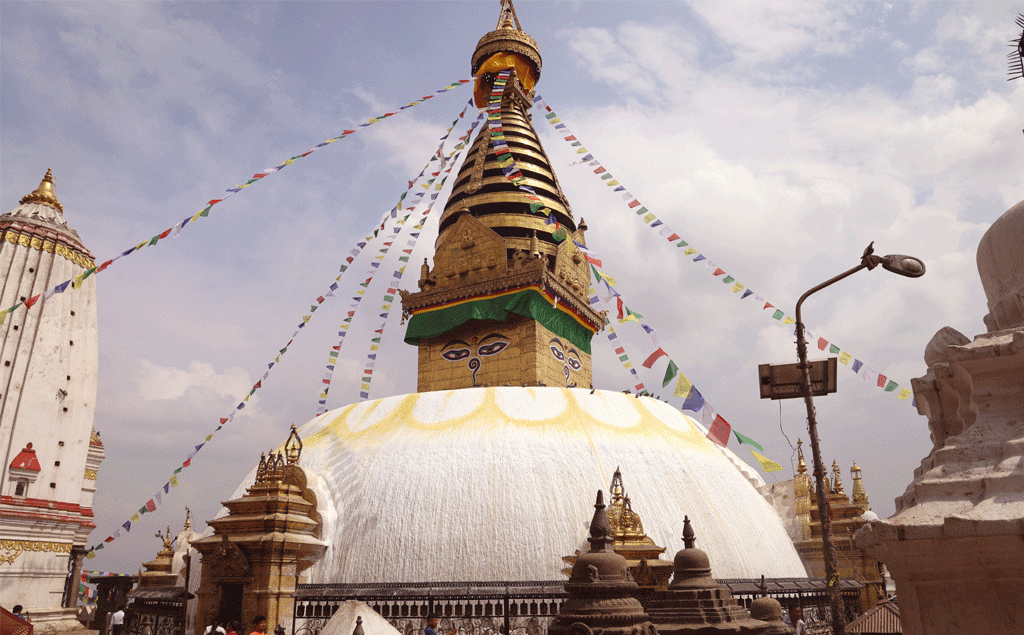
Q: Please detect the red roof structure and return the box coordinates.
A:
[847,598,901,634]
[10,442,41,471]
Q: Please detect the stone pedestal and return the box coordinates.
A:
[855,200,1024,635]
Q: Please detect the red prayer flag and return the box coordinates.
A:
[713,268,725,276]
[614,347,625,355]
[594,167,607,174]
[706,415,731,447]
[96,259,114,272]
[322,379,331,385]
[146,499,156,512]
[365,369,373,375]
[182,458,191,468]
[628,200,641,208]
[219,418,228,424]
[208,199,223,206]
[877,374,887,388]
[23,295,40,308]
[764,302,774,310]
[158,228,172,239]
[667,234,680,241]
[642,348,668,369]
[818,338,828,351]
[105,536,114,542]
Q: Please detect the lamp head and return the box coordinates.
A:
[881,254,926,278]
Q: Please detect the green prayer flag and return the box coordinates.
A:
[722,276,734,284]
[199,206,212,217]
[733,430,764,452]
[829,344,841,354]
[885,380,898,392]
[662,360,679,388]
[772,309,784,320]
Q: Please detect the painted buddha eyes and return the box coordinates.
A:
[478,341,508,356]
[549,338,582,373]
[441,348,471,361]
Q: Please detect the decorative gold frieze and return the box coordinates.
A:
[2,228,95,269]
[83,469,98,480]
[0,540,72,565]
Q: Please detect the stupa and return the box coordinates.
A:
[0,170,104,628]
[224,0,806,592]
[855,199,1024,634]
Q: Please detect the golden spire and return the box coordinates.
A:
[497,0,519,31]
[183,506,192,531]
[285,423,303,464]
[19,168,64,212]
[831,459,845,496]
[796,438,807,474]
[851,460,869,507]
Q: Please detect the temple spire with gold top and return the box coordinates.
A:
[401,0,605,392]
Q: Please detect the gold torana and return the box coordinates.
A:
[402,0,605,392]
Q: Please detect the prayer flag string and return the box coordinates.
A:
[534,94,914,407]
[81,92,474,556]
[2,79,473,321]
[316,102,479,412]
[486,70,552,216]
[589,264,782,476]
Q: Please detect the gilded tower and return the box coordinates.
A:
[401,0,605,392]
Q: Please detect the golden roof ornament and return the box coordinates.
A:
[796,438,807,474]
[831,459,845,496]
[285,423,303,465]
[19,168,64,212]
[183,506,193,531]
[851,460,869,507]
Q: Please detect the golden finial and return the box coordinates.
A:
[19,168,64,212]
[831,460,845,496]
[796,438,807,474]
[285,423,303,465]
[851,460,869,507]
[183,506,192,531]
[496,0,522,31]
[609,466,624,503]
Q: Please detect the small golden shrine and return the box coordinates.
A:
[401,0,606,392]
[792,440,885,609]
[192,425,326,635]
[562,468,673,589]
[137,527,177,588]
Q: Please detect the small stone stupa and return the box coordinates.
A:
[855,199,1024,635]
[645,517,769,634]
[549,491,657,635]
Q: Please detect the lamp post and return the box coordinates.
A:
[794,242,924,635]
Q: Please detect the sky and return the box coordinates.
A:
[2,1,1022,575]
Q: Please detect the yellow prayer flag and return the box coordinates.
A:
[623,362,633,369]
[375,255,384,261]
[370,345,379,351]
[302,316,311,323]
[382,304,391,311]
[357,290,366,295]
[731,282,744,293]
[243,395,250,402]
[782,316,795,325]
[361,383,370,390]
[190,211,203,222]
[684,247,697,255]
[643,213,656,222]
[750,449,783,472]
[673,372,692,398]
[0,313,6,327]
[170,475,179,487]
[898,387,911,400]
[132,514,140,522]
[205,434,213,441]
[86,552,97,559]
[606,180,619,186]
[435,183,443,190]
[398,266,406,273]
[72,273,86,289]
[839,352,852,365]
[282,158,295,166]
[601,274,617,286]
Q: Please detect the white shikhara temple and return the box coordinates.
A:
[0,171,104,627]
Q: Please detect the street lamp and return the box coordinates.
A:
[794,242,924,635]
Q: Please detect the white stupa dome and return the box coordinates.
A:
[232,387,807,582]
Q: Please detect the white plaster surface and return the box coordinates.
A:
[231,387,808,584]
[319,601,401,635]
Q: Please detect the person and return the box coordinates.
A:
[226,621,241,635]
[11,606,30,623]
[250,615,267,635]
[424,614,456,635]
[205,618,226,635]
[111,607,125,635]
[787,605,806,635]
